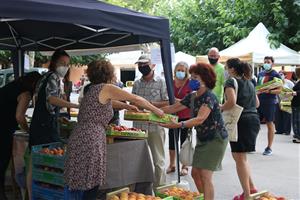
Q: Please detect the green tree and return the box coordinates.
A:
[104,0,300,55]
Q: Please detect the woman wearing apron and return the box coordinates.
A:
[27,49,79,199]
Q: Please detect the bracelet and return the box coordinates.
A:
[181,121,185,129]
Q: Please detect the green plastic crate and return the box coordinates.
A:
[32,142,65,170]
[32,168,64,187]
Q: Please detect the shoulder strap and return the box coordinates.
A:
[232,77,239,104]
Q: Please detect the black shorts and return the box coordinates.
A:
[230,113,260,152]
[258,103,277,122]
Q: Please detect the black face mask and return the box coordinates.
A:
[138,65,152,76]
[208,58,218,65]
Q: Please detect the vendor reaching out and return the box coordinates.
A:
[64,60,163,199]
[27,49,79,199]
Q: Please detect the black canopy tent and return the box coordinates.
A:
[0,0,182,183]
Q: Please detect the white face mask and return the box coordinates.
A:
[56,66,69,78]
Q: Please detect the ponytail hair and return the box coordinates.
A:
[226,58,252,80]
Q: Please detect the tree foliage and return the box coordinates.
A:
[104,0,300,55]
[1,0,299,66]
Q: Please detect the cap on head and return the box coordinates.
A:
[135,54,151,64]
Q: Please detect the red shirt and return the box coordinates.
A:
[174,80,192,119]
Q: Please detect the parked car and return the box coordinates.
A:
[0,67,48,88]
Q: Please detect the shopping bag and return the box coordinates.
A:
[179,131,195,166]
[222,78,244,142]
[222,104,243,142]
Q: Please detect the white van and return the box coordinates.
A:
[0,68,48,88]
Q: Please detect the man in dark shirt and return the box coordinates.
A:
[257,56,282,155]
[290,67,300,143]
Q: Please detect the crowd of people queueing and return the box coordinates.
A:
[0,47,299,200]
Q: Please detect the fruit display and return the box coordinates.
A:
[39,147,65,156]
[155,186,202,200]
[108,192,163,200]
[124,111,178,124]
[254,192,286,200]
[106,125,147,138]
[124,111,150,121]
[149,113,178,123]
[256,77,283,92]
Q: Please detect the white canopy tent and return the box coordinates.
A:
[219,23,300,65]
[175,51,196,66]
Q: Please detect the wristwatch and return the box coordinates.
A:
[181,121,185,129]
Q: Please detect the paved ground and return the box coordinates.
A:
[165,125,300,200]
[120,110,300,200]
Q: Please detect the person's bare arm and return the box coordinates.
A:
[48,96,79,109]
[16,92,31,132]
[159,104,211,129]
[220,87,236,111]
[269,86,282,95]
[161,102,187,114]
[100,84,163,117]
[112,100,139,112]
[256,95,260,108]
[151,101,169,108]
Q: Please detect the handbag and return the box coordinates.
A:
[222,78,244,142]
[179,92,196,166]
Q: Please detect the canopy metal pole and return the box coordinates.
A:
[12,48,24,78]
[160,39,181,183]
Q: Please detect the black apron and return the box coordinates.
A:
[29,73,60,149]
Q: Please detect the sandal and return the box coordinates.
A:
[180,167,188,176]
[166,166,176,174]
[233,189,258,200]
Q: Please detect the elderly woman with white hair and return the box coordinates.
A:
[166,61,192,176]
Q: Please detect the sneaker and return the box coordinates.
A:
[293,138,300,143]
[263,147,272,156]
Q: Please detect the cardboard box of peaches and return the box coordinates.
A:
[124,111,178,123]
[155,184,203,200]
[106,187,172,200]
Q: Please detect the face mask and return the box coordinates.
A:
[263,63,272,71]
[208,57,218,65]
[224,70,230,79]
[175,71,186,80]
[138,65,152,76]
[189,79,200,91]
[56,66,69,78]
[280,74,285,80]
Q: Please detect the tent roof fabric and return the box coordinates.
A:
[0,0,170,51]
[220,23,300,65]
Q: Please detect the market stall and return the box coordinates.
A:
[12,131,155,199]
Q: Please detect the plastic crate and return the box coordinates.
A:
[32,168,64,187]
[32,182,64,200]
[31,142,65,169]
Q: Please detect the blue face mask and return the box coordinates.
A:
[263,63,272,71]
[189,79,200,91]
[175,71,186,80]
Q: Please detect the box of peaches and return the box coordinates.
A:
[155,185,203,200]
[124,111,178,123]
[106,124,148,139]
[107,187,172,200]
